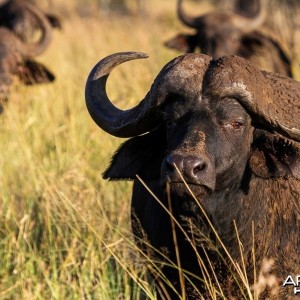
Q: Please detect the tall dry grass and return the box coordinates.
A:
[0,0,299,299]
[0,1,177,298]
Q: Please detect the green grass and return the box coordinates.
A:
[0,0,299,299]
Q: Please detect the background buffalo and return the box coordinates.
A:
[164,0,293,77]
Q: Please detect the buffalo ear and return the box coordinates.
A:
[17,60,55,85]
[164,34,196,53]
[249,131,300,179]
[103,127,166,181]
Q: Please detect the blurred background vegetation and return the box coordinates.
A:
[0,0,299,299]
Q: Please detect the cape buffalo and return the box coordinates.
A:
[0,2,54,109]
[165,0,292,77]
[85,52,300,299]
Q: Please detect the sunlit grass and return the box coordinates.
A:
[0,1,174,298]
[0,0,299,299]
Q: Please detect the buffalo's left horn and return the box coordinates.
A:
[206,55,300,142]
[85,52,162,138]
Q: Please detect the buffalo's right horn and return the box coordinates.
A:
[85,52,162,138]
[177,0,199,29]
[85,52,212,138]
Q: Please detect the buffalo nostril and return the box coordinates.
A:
[185,156,207,179]
[192,160,206,175]
[165,154,209,182]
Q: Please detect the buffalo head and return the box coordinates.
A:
[164,0,292,77]
[165,0,266,57]
[85,52,300,298]
[85,51,299,182]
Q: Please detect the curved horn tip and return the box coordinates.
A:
[88,51,149,81]
[107,51,149,60]
[128,51,149,59]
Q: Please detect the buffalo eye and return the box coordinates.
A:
[224,120,244,131]
[231,122,242,130]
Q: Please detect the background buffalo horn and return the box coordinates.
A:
[177,0,199,29]
[231,0,267,32]
[21,2,52,58]
[85,52,163,138]
[177,0,266,32]
[206,55,300,142]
